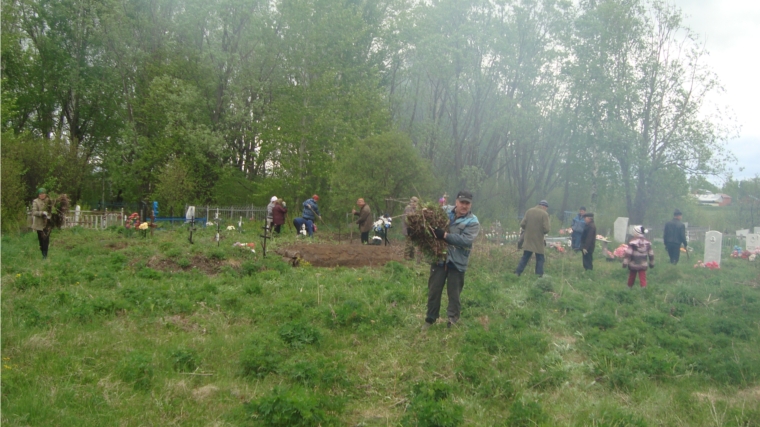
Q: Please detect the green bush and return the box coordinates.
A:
[328,300,367,328]
[402,381,464,427]
[171,348,199,372]
[506,399,549,427]
[118,351,154,390]
[278,321,322,347]
[240,339,286,378]
[13,273,41,291]
[244,385,342,427]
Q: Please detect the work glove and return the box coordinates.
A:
[582,249,588,255]
[649,263,655,269]
[433,228,446,239]
[42,211,49,218]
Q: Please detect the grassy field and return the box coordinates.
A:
[2,225,760,426]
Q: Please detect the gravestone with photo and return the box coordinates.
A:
[736,229,750,238]
[704,231,722,266]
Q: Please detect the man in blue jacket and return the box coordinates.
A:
[571,206,586,251]
[302,195,322,222]
[422,190,480,330]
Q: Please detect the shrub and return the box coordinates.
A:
[13,273,41,291]
[402,381,464,427]
[177,257,191,268]
[244,385,342,427]
[243,281,263,295]
[171,348,199,372]
[118,351,154,390]
[208,248,226,260]
[278,321,322,347]
[586,311,616,330]
[137,267,162,280]
[506,399,549,427]
[328,300,367,328]
[280,356,351,388]
[240,339,286,378]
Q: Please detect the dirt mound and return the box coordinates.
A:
[276,242,404,268]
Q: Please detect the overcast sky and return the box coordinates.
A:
[669,0,760,182]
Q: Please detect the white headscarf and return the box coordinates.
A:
[270,196,278,202]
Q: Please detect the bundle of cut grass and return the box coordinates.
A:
[405,202,450,261]
[45,194,70,230]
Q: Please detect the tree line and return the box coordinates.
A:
[1,0,737,230]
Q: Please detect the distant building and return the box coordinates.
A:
[694,191,732,207]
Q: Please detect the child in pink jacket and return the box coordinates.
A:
[623,225,654,288]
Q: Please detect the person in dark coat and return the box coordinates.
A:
[580,212,597,270]
[272,199,287,234]
[571,207,586,251]
[663,209,687,264]
[515,200,551,277]
[352,198,372,244]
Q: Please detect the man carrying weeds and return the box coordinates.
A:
[32,188,51,259]
[422,190,480,330]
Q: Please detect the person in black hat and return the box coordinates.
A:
[422,190,480,331]
[580,213,596,270]
[663,209,687,264]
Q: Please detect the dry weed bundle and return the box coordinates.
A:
[405,202,450,261]
[46,194,70,230]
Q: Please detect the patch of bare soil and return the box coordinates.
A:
[276,242,405,268]
[145,255,231,275]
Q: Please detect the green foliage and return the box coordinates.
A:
[170,348,199,373]
[278,321,322,347]
[402,382,464,427]
[240,338,286,378]
[244,385,343,427]
[507,399,549,427]
[118,351,154,390]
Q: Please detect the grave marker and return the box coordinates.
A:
[614,217,629,243]
[746,234,760,252]
[704,230,722,266]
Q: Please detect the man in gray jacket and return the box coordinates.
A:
[422,190,480,330]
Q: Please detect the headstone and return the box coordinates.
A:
[75,205,81,225]
[755,227,760,235]
[736,229,750,238]
[185,206,196,223]
[614,217,629,243]
[746,234,760,252]
[704,231,722,266]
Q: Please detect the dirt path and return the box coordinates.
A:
[276,242,405,268]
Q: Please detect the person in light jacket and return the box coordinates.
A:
[352,198,372,244]
[266,196,277,230]
[32,188,51,259]
[515,200,551,277]
[422,190,480,330]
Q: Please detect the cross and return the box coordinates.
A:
[188,215,196,244]
[260,223,272,257]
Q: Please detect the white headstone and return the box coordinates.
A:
[74,205,81,224]
[704,231,722,266]
[736,229,750,238]
[755,227,760,235]
[185,206,196,222]
[746,234,760,252]
[614,217,629,243]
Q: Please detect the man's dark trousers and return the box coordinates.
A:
[666,243,681,264]
[426,262,464,324]
[582,252,593,270]
[515,251,545,276]
[360,231,369,244]
[37,230,50,258]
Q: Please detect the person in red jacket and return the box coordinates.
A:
[272,199,288,234]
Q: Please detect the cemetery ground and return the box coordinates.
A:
[2,226,760,427]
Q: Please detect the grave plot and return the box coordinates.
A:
[276,243,405,267]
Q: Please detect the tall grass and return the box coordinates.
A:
[2,227,759,426]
